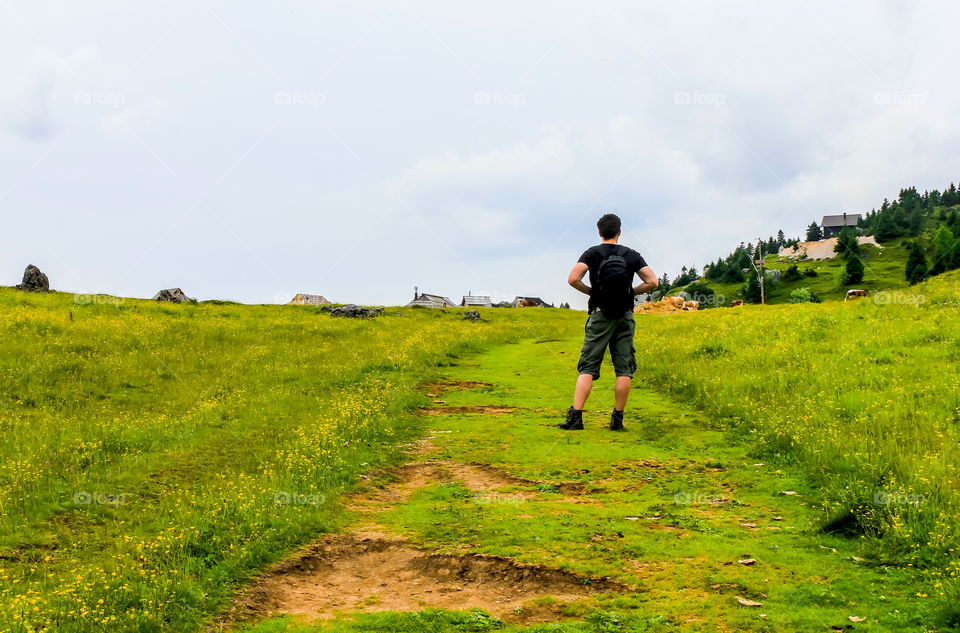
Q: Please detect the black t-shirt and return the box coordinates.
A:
[578,244,648,313]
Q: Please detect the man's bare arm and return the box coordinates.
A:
[633,266,659,295]
[568,262,590,295]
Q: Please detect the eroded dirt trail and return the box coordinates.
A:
[221,393,624,629]
[222,342,914,632]
[229,532,622,624]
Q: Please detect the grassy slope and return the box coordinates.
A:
[245,334,934,632]
[634,271,960,619]
[687,241,913,305]
[3,271,958,631]
[0,290,572,632]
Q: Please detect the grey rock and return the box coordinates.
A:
[330,304,384,318]
[153,288,190,303]
[16,264,49,292]
[463,309,482,321]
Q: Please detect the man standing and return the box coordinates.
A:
[560,213,658,431]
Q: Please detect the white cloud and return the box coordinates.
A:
[101,96,167,135]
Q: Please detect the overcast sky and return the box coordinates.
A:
[2,1,958,307]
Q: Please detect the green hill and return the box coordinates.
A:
[693,240,913,305]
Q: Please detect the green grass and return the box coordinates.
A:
[3,273,958,631]
[241,328,940,632]
[0,290,573,632]
[685,241,915,305]
[634,270,960,618]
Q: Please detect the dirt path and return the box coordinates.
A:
[221,339,920,632]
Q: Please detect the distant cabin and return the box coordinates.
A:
[408,289,456,308]
[287,293,330,306]
[821,213,862,238]
[512,296,553,308]
[461,293,492,308]
[152,288,190,303]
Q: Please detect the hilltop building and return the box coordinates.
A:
[461,292,492,308]
[820,213,862,238]
[287,293,330,306]
[512,296,553,308]
[408,287,456,308]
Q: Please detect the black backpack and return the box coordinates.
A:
[594,246,632,316]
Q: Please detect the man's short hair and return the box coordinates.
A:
[597,213,621,239]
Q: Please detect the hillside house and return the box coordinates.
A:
[820,213,862,238]
[287,293,330,306]
[512,296,553,308]
[461,292,492,308]
[408,287,456,308]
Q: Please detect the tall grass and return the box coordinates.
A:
[0,290,572,632]
[634,271,960,609]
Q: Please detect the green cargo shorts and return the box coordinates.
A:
[577,309,637,379]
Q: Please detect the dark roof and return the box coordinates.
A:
[821,214,862,228]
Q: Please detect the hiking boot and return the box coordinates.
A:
[558,407,584,430]
[609,409,625,431]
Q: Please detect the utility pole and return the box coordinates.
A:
[753,239,766,305]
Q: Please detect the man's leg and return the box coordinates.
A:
[574,373,594,409]
[608,312,638,431]
[614,375,631,410]
[561,312,613,430]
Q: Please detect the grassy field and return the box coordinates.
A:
[689,241,914,305]
[0,290,571,632]
[635,271,960,618]
[2,272,958,631]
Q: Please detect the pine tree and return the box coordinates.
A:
[843,256,865,285]
[908,207,924,236]
[876,212,899,242]
[834,226,860,257]
[743,273,762,303]
[806,222,823,241]
[777,230,786,247]
[905,240,928,285]
[931,225,957,275]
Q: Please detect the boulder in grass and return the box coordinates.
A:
[152,288,191,303]
[16,265,49,292]
[329,304,384,318]
[463,309,482,321]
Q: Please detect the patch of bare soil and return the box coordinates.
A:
[223,534,623,626]
[348,461,540,512]
[419,405,519,415]
[422,379,493,397]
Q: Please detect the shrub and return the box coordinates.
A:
[783,264,803,282]
[789,287,812,303]
[684,282,717,307]
[843,256,865,285]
